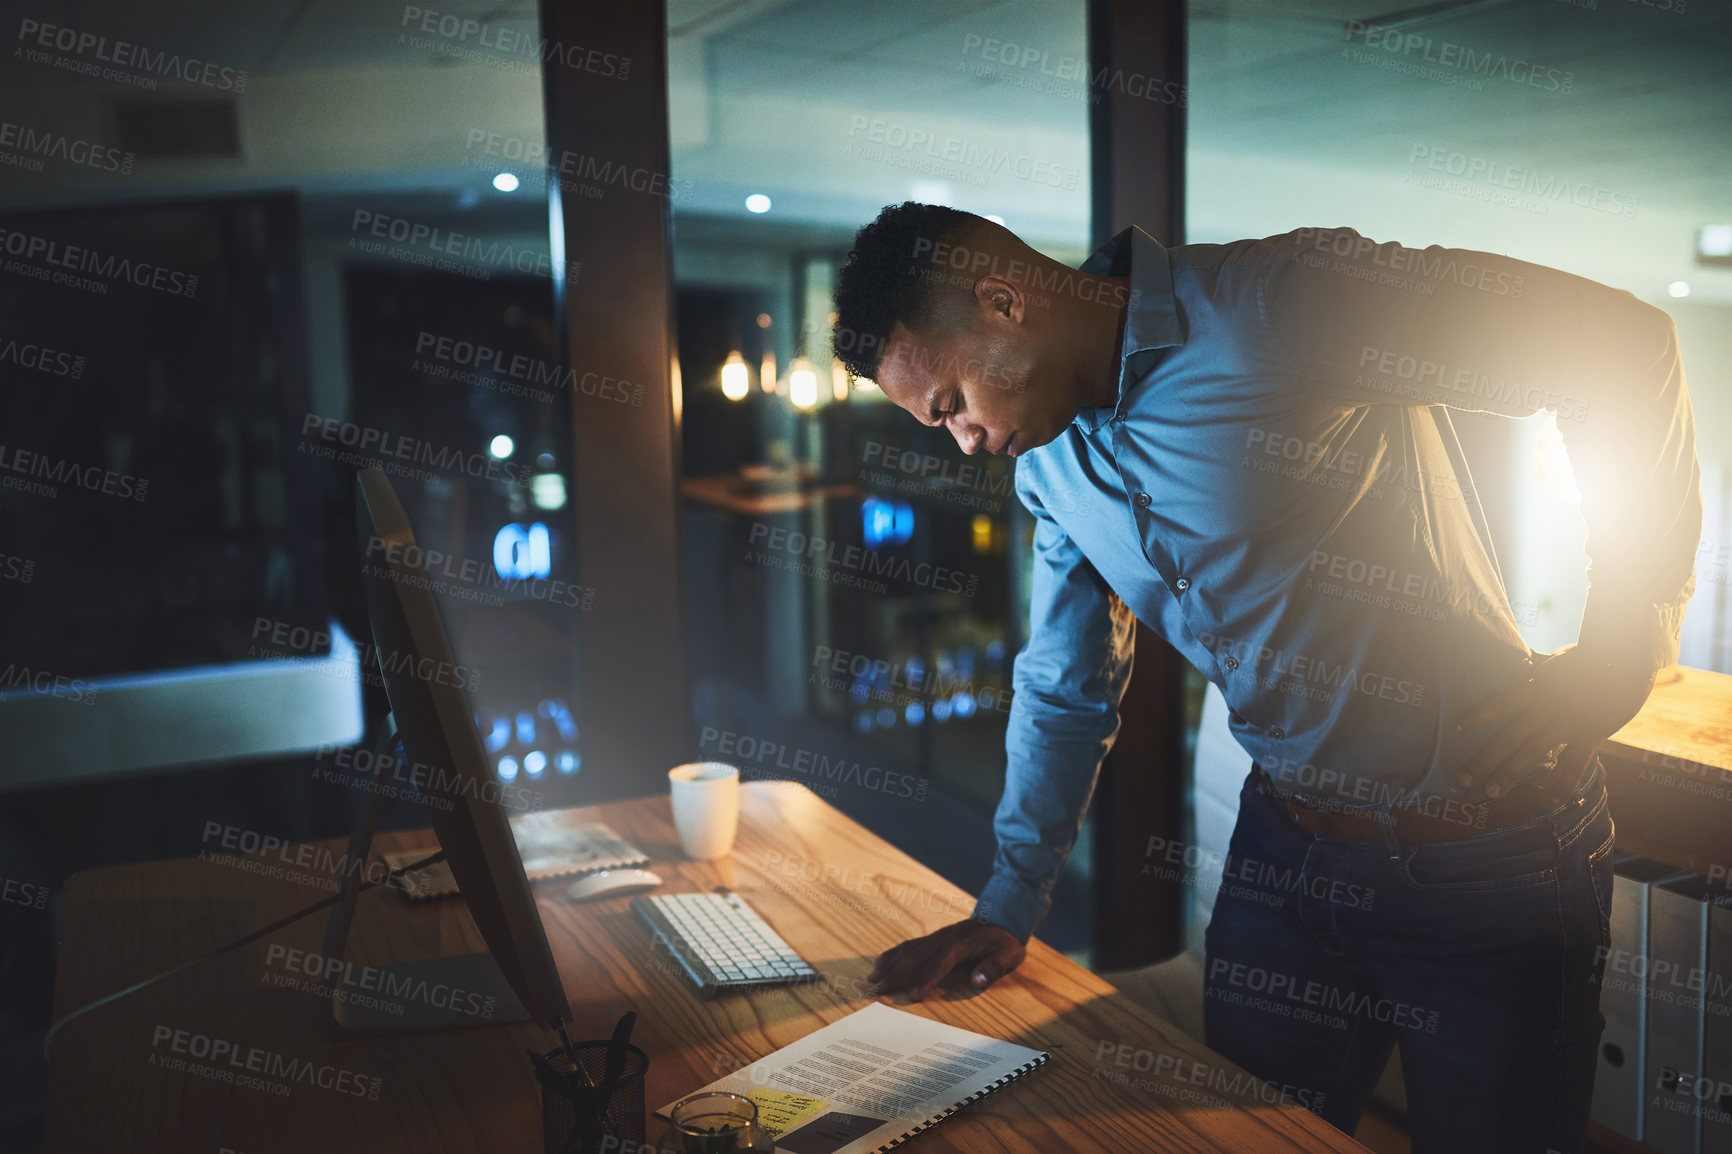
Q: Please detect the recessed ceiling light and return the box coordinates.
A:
[490,434,515,458]
[492,172,520,193]
[745,194,771,213]
[1698,225,1732,258]
[1668,281,1691,298]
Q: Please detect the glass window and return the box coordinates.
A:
[0,3,584,791]
[668,0,1090,930]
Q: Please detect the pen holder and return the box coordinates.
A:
[536,1041,649,1154]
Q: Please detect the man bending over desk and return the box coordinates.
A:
[841,202,1701,1154]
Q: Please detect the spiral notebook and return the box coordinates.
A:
[654,1002,1048,1154]
[382,816,648,900]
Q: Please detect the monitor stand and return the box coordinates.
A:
[319,726,533,1033]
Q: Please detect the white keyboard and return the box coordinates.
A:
[633,892,818,998]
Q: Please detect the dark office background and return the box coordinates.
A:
[2,1,1728,1150]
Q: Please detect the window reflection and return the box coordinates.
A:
[668,0,1090,821]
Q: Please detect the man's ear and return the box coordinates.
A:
[974,276,1024,324]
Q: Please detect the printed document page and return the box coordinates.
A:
[656,1003,1047,1154]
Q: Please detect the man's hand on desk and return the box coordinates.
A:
[867,918,1026,1001]
[1456,645,1657,801]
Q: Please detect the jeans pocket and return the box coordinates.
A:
[1586,826,1616,950]
[1399,836,1557,893]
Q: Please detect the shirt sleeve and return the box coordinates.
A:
[1258,226,1701,672]
[973,469,1136,942]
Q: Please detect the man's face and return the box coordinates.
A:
[875,294,1076,458]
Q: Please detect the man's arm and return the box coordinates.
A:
[1262,226,1700,671]
[975,478,1137,940]
[868,471,1135,998]
[1261,227,1701,791]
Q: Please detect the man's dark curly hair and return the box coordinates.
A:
[832,201,989,383]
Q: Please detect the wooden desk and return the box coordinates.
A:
[1605,664,1732,776]
[46,782,1367,1153]
[1600,664,1732,877]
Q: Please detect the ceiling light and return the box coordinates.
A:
[720,351,750,401]
[1698,225,1732,258]
[789,358,818,410]
[531,472,567,510]
[1668,281,1691,298]
[489,434,515,459]
[492,172,519,192]
[745,194,771,214]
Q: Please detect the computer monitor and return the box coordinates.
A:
[0,191,350,784]
[324,465,571,1035]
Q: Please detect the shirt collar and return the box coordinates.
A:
[1072,226,1184,432]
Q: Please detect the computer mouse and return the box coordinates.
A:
[566,869,664,902]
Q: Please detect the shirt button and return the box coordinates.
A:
[1175,577,1190,592]
[1271,727,1286,740]
[1134,491,1152,508]
[1223,656,1239,671]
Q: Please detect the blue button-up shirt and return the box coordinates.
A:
[974,225,1700,942]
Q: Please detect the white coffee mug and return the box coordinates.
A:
[668,762,740,860]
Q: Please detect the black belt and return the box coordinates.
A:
[1254,766,1573,844]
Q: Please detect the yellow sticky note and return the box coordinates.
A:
[748,1087,827,1139]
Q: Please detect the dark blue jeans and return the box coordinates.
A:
[1203,759,1616,1154]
